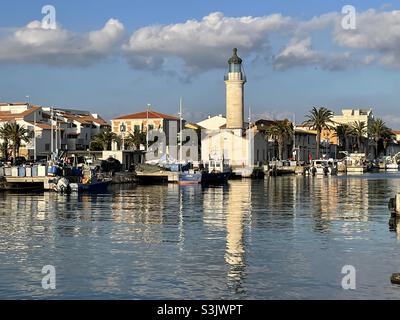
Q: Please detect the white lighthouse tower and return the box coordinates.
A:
[225,48,246,130]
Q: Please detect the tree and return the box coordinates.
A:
[335,124,353,153]
[124,129,147,150]
[368,118,392,158]
[368,118,393,158]
[91,129,120,151]
[350,121,368,153]
[266,119,293,160]
[303,107,335,159]
[2,123,30,162]
[0,124,10,160]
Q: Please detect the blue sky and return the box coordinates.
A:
[1,0,400,127]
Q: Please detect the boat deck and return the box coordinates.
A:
[136,171,179,183]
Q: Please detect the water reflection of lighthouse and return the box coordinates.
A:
[225,182,249,293]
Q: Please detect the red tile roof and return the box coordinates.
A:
[0,106,40,121]
[58,112,109,126]
[26,122,53,130]
[113,110,179,121]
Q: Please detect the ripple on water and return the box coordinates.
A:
[0,175,400,299]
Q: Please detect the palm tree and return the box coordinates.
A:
[0,124,10,160]
[303,107,335,159]
[350,121,368,153]
[369,118,392,158]
[124,129,147,150]
[335,124,353,153]
[3,123,30,162]
[0,125,9,159]
[266,119,293,160]
[91,129,120,151]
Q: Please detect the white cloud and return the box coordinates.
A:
[273,37,355,71]
[333,9,400,68]
[123,12,293,73]
[0,19,125,66]
[3,9,400,72]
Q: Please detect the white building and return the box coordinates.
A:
[332,109,374,134]
[199,49,269,176]
[0,102,109,160]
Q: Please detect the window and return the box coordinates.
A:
[148,125,154,131]
[45,144,50,151]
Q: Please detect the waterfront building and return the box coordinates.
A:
[294,127,318,161]
[111,110,182,152]
[0,102,109,160]
[332,109,374,130]
[199,49,269,175]
[197,115,228,131]
[47,108,110,151]
[255,120,317,162]
[299,109,375,159]
[393,130,400,143]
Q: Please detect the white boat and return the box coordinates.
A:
[381,156,400,171]
[310,159,338,176]
[344,153,368,174]
[386,162,399,171]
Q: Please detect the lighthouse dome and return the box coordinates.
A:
[228,48,242,65]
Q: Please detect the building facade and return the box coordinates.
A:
[111,110,184,160]
[0,102,109,160]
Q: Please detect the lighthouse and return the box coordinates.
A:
[225,48,246,130]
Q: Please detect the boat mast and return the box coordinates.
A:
[50,107,54,160]
[179,98,183,163]
[293,113,296,163]
[55,119,58,159]
[146,103,151,152]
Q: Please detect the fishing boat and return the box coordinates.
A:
[54,165,112,193]
[69,178,112,193]
[201,158,231,184]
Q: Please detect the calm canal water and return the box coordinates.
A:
[1,173,400,299]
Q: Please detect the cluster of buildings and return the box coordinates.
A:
[2,48,400,173]
[0,102,109,160]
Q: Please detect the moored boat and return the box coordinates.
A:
[70,179,112,193]
[201,158,231,184]
[342,153,368,174]
[309,159,338,176]
[178,172,202,185]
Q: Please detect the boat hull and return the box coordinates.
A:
[346,166,367,174]
[201,172,230,185]
[178,173,202,185]
[71,180,112,193]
